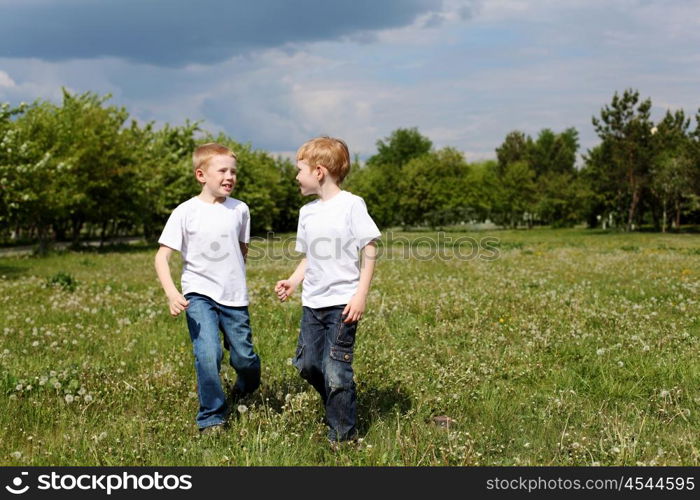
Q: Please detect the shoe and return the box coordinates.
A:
[230,385,252,404]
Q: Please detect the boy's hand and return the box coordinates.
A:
[342,293,367,323]
[274,280,296,302]
[167,292,189,316]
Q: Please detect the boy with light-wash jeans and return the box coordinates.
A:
[275,136,380,443]
[155,143,260,433]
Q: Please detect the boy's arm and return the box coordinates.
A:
[239,242,249,263]
[274,257,306,302]
[342,241,378,323]
[154,245,189,316]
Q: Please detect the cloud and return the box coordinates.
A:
[1,0,699,164]
[0,70,16,88]
[0,0,443,66]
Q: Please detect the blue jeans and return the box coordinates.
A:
[184,293,261,429]
[293,305,357,441]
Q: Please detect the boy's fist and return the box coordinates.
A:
[274,280,296,302]
[167,292,189,317]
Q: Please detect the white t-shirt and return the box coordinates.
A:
[158,197,250,306]
[295,190,381,308]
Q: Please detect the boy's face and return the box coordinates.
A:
[296,160,321,196]
[196,154,237,199]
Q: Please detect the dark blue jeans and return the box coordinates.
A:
[293,305,357,441]
[184,293,261,429]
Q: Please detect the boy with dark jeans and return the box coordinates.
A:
[275,137,380,443]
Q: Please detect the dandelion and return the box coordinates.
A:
[15,384,23,391]
[84,394,93,403]
[611,446,621,454]
[65,394,74,403]
[596,348,605,356]
[237,404,248,414]
[78,387,86,395]
[659,390,670,398]
[53,382,61,390]
[617,361,624,367]
[10,451,22,460]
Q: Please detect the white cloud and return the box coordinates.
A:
[0,70,15,88]
[1,0,699,163]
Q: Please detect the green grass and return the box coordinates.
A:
[1,228,699,465]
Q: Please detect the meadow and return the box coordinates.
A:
[1,228,699,466]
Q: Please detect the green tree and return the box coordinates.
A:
[348,127,433,227]
[134,120,200,241]
[492,160,537,228]
[0,102,29,237]
[530,127,578,176]
[650,110,695,231]
[592,89,654,231]
[398,147,472,227]
[495,131,533,175]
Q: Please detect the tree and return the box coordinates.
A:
[134,120,201,241]
[492,160,537,228]
[0,102,28,236]
[495,131,533,175]
[530,127,578,177]
[650,110,695,231]
[367,127,432,168]
[592,89,654,231]
[348,127,432,227]
[398,147,472,227]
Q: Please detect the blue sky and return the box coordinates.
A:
[1,0,699,161]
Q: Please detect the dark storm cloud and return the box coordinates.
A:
[0,0,443,66]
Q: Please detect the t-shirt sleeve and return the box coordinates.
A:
[239,204,250,243]
[294,209,306,254]
[158,207,184,252]
[350,197,381,249]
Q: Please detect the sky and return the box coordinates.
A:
[1,0,699,161]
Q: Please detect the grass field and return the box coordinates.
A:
[1,228,699,465]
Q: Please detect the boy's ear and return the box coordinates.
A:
[315,165,328,180]
[195,167,206,183]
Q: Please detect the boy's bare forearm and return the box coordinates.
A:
[356,241,377,297]
[288,258,307,286]
[154,247,180,297]
[239,242,248,263]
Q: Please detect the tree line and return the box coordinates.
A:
[347,89,700,231]
[0,90,304,250]
[1,88,699,249]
